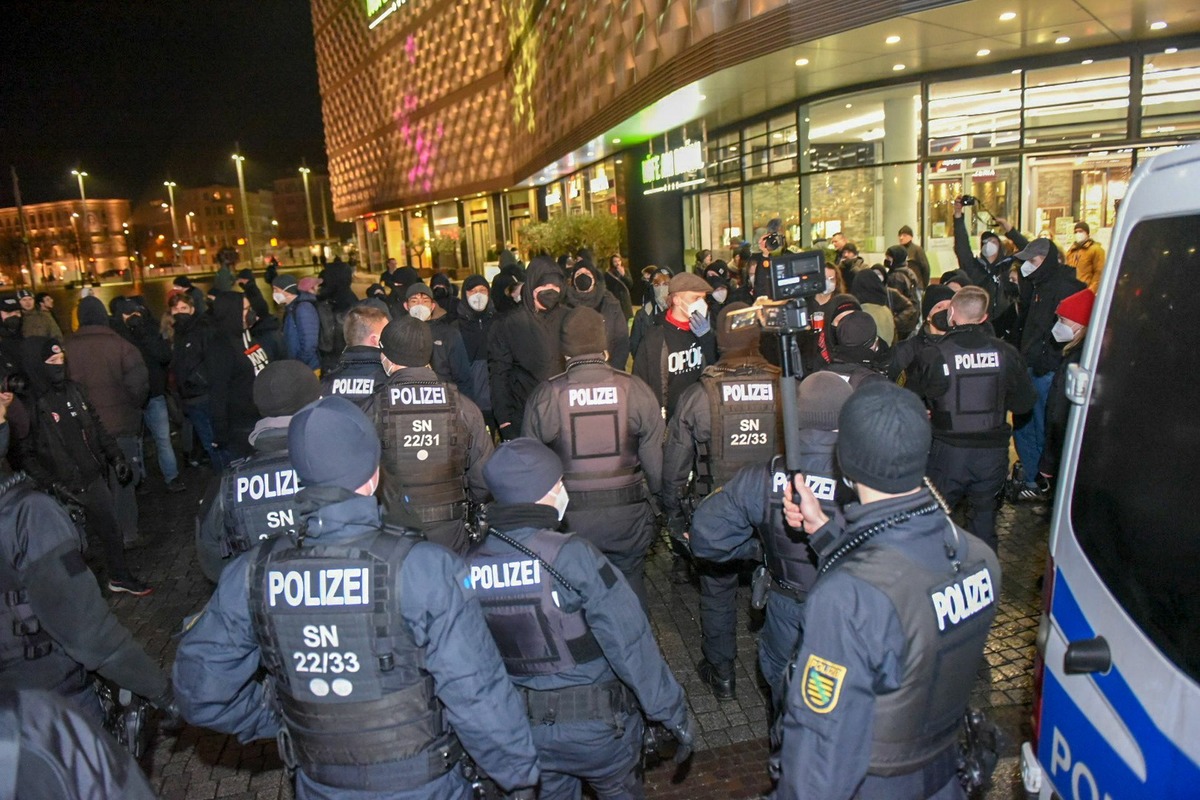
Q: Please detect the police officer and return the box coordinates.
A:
[196,360,321,581]
[521,307,662,606]
[688,372,852,708]
[773,381,1000,799]
[365,316,493,554]
[173,396,540,800]
[910,286,1036,553]
[320,305,389,408]
[0,391,173,723]
[632,272,717,418]
[661,303,781,698]
[470,438,693,798]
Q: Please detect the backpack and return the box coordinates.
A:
[886,265,923,308]
[314,299,347,357]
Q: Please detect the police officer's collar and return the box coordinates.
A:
[297,492,382,541]
[486,502,561,535]
[248,417,291,452]
[842,486,936,529]
[943,323,987,337]
[383,364,438,383]
[566,352,607,367]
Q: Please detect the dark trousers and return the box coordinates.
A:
[532,713,645,800]
[604,547,648,612]
[698,560,740,677]
[79,476,133,581]
[926,440,1008,554]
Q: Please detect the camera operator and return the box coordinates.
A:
[952,195,1028,341]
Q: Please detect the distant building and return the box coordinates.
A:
[0,198,131,285]
[132,185,276,267]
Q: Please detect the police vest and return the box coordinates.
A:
[0,475,85,692]
[223,450,303,556]
[326,375,380,403]
[468,530,603,677]
[761,443,840,600]
[695,365,781,496]
[250,532,454,790]
[839,530,999,775]
[376,379,467,525]
[930,334,1006,433]
[547,366,644,508]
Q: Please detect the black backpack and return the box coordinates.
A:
[314,299,347,358]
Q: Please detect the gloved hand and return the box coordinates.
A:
[688,310,711,337]
[51,482,87,523]
[113,458,134,487]
[668,711,696,764]
[149,684,185,734]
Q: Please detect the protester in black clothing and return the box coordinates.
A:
[317,257,357,312]
[822,311,892,388]
[836,242,868,288]
[168,293,221,470]
[204,292,269,466]
[891,283,956,382]
[851,268,916,344]
[10,338,149,595]
[490,270,523,315]
[605,253,634,319]
[429,271,459,317]
[458,274,496,428]
[566,259,630,369]
[630,266,672,360]
[952,195,1028,341]
[489,257,568,440]
[632,272,717,417]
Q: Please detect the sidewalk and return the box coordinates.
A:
[112,462,1046,799]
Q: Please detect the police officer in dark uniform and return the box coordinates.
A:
[661,303,780,699]
[320,305,389,408]
[470,438,693,798]
[521,307,663,606]
[909,286,1036,554]
[0,391,173,722]
[196,360,321,582]
[364,317,493,554]
[688,372,853,708]
[173,396,540,800]
[773,381,1000,799]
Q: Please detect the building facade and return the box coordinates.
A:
[0,198,131,286]
[311,0,1200,276]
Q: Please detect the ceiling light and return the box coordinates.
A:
[795,58,809,66]
[1082,59,1094,64]
[893,64,906,71]
[612,138,621,144]
[977,49,991,57]
[845,103,853,109]
[1165,47,1178,54]
[885,35,901,44]
[1011,69,1021,74]
[999,11,1016,21]
[1150,20,1167,30]
[1055,35,1071,44]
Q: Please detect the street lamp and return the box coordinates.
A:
[71,169,90,277]
[298,165,317,254]
[232,152,255,264]
[163,180,181,264]
[69,212,84,283]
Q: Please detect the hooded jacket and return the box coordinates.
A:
[429,271,460,317]
[457,275,495,415]
[851,270,916,344]
[565,262,630,368]
[953,216,1026,336]
[112,308,172,398]
[204,291,268,450]
[1015,244,1087,376]
[488,257,567,436]
[63,297,148,437]
[317,259,357,313]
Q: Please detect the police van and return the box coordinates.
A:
[1021,144,1200,798]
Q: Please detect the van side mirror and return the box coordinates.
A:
[1064,636,1111,675]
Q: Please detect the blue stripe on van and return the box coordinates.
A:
[1038,568,1200,797]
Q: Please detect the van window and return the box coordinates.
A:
[1069,214,1200,682]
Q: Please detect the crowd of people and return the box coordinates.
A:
[0,203,1103,798]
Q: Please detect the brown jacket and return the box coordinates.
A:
[20,309,63,341]
[1065,239,1105,292]
[64,325,149,437]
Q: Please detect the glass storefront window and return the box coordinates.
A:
[804,169,872,247]
[707,132,741,186]
[745,179,799,248]
[590,162,617,216]
[1024,59,1130,147]
[925,154,1019,277]
[1025,152,1130,249]
[769,112,798,176]
[700,189,744,252]
[405,209,431,269]
[1142,48,1200,138]
[928,72,1022,152]
[544,179,565,219]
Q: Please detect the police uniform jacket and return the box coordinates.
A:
[773,488,999,800]
[320,345,388,408]
[911,324,1036,448]
[173,494,541,796]
[0,464,167,705]
[472,511,688,729]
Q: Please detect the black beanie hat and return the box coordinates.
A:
[463,274,489,294]
[715,302,760,356]
[835,311,877,348]
[379,316,433,367]
[77,295,109,326]
[837,381,931,493]
[253,360,322,418]
[272,274,299,293]
[795,372,854,431]
[238,268,255,281]
[483,438,563,504]
[921,284,956,318]
[560,306,607,357]
[288,396,380,491]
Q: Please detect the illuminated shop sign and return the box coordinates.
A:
[641,140,705,195]
[366,0,407,29]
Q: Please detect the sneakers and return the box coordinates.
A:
[1018,474,1052,502]
[165,478,187,494]
[107,576,153,597]
[696,658,736,700]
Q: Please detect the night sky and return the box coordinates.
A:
[0,1,326,207]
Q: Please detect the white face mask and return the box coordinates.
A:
[272,291,286,304]
[467,293,488,312]
[1020,260,1039,277]
[1074,232,1087,244]
[825,278,837,295]
[652,285,669,307]
[688,299,708,318]
[1051,320,1076,343]
[408,304,432,321]
[552,485,569,520]
[712,287,728,304]
[982,241,1000,259]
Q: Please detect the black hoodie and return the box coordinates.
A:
[1015,242,1086,376]
[565,261,630,368]
[487,257,566,436]
[204,291,268,452]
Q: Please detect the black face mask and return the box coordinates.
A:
[244,309,258,329]
[1,316,21,334]
[45,364,67,386]
[125,313,145,330]
[931,310,950,332]
[433,285,448,298]
[173,312,192,325]
[536,288,561,310]
[573,272,595,293]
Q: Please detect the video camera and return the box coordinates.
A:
[0,369,26,394]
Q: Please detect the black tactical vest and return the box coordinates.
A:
[223,451,303,556]
[325,374,380,404]
[249,532,451,789]
[839,530,999,775]
[468,530,603,677]
[375,379,467,524]
[548,366,644,507]
[930,335,1006,433]
[760,444,841,600]
[695,365,781,495]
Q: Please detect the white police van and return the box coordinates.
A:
[1021,143,1200,798]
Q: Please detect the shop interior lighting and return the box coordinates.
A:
[1150,21,1167,30]
[795,58,809,66]
[999,11,1017,21]
[1055,36,1071,44]
[977,49,991,57]
[893,64,906,71]
[885,35,901,44]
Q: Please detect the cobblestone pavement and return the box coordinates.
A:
[108,459,1047,799]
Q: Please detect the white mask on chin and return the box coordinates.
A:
[553,486,569,520]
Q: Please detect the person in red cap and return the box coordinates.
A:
[1035,288,1096,491]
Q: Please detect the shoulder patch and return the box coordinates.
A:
[801,654,847,714]
[598,563,618,588]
